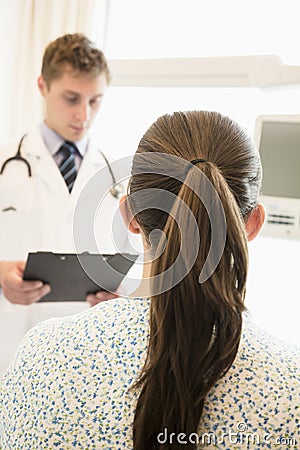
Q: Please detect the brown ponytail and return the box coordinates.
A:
[128,111,262,449]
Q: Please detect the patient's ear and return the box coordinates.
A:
[119,195,141,234]
[245,204,265,242]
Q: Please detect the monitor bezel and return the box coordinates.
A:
[253,114,300,239]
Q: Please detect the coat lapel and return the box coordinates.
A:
[22,128,70,201]
[70,140,107,200]
[21,129,111,213]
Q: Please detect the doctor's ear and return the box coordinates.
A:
[38,75,48,96]
[119,195,141,235]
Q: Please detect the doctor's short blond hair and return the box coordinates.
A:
[41,33,111,87]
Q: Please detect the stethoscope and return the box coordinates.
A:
[97,148,124,199]
[0,134,124,199]
[0,134,31,177]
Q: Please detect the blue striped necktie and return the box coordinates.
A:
[58,141,77,192]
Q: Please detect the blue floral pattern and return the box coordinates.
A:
[0,297,299,449]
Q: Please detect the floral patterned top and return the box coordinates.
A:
[0,297,299,449]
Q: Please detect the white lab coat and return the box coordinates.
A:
[0,127,141,374]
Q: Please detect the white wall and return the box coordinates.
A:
[247,235,300,346]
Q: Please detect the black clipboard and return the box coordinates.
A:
[23,252,138,302]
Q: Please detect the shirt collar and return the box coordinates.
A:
[39,121,88,157]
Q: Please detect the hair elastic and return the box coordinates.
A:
[185,158,208,177]
[190,158,208,165]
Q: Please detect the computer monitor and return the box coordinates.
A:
[254,114,300,239]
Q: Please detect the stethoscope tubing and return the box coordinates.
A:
[0,134,123,198]
[0,134,31,177]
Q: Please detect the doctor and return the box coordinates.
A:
[0,33,136,374]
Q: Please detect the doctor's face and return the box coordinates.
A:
[38,66,108,141]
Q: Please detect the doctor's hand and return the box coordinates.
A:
[86,290,119,307]
[0,261,51,305]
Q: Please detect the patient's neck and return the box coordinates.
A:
[128,257,151,298]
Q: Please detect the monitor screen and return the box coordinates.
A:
[258,120,300,199]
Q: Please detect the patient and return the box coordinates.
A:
[1,111,299,449]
